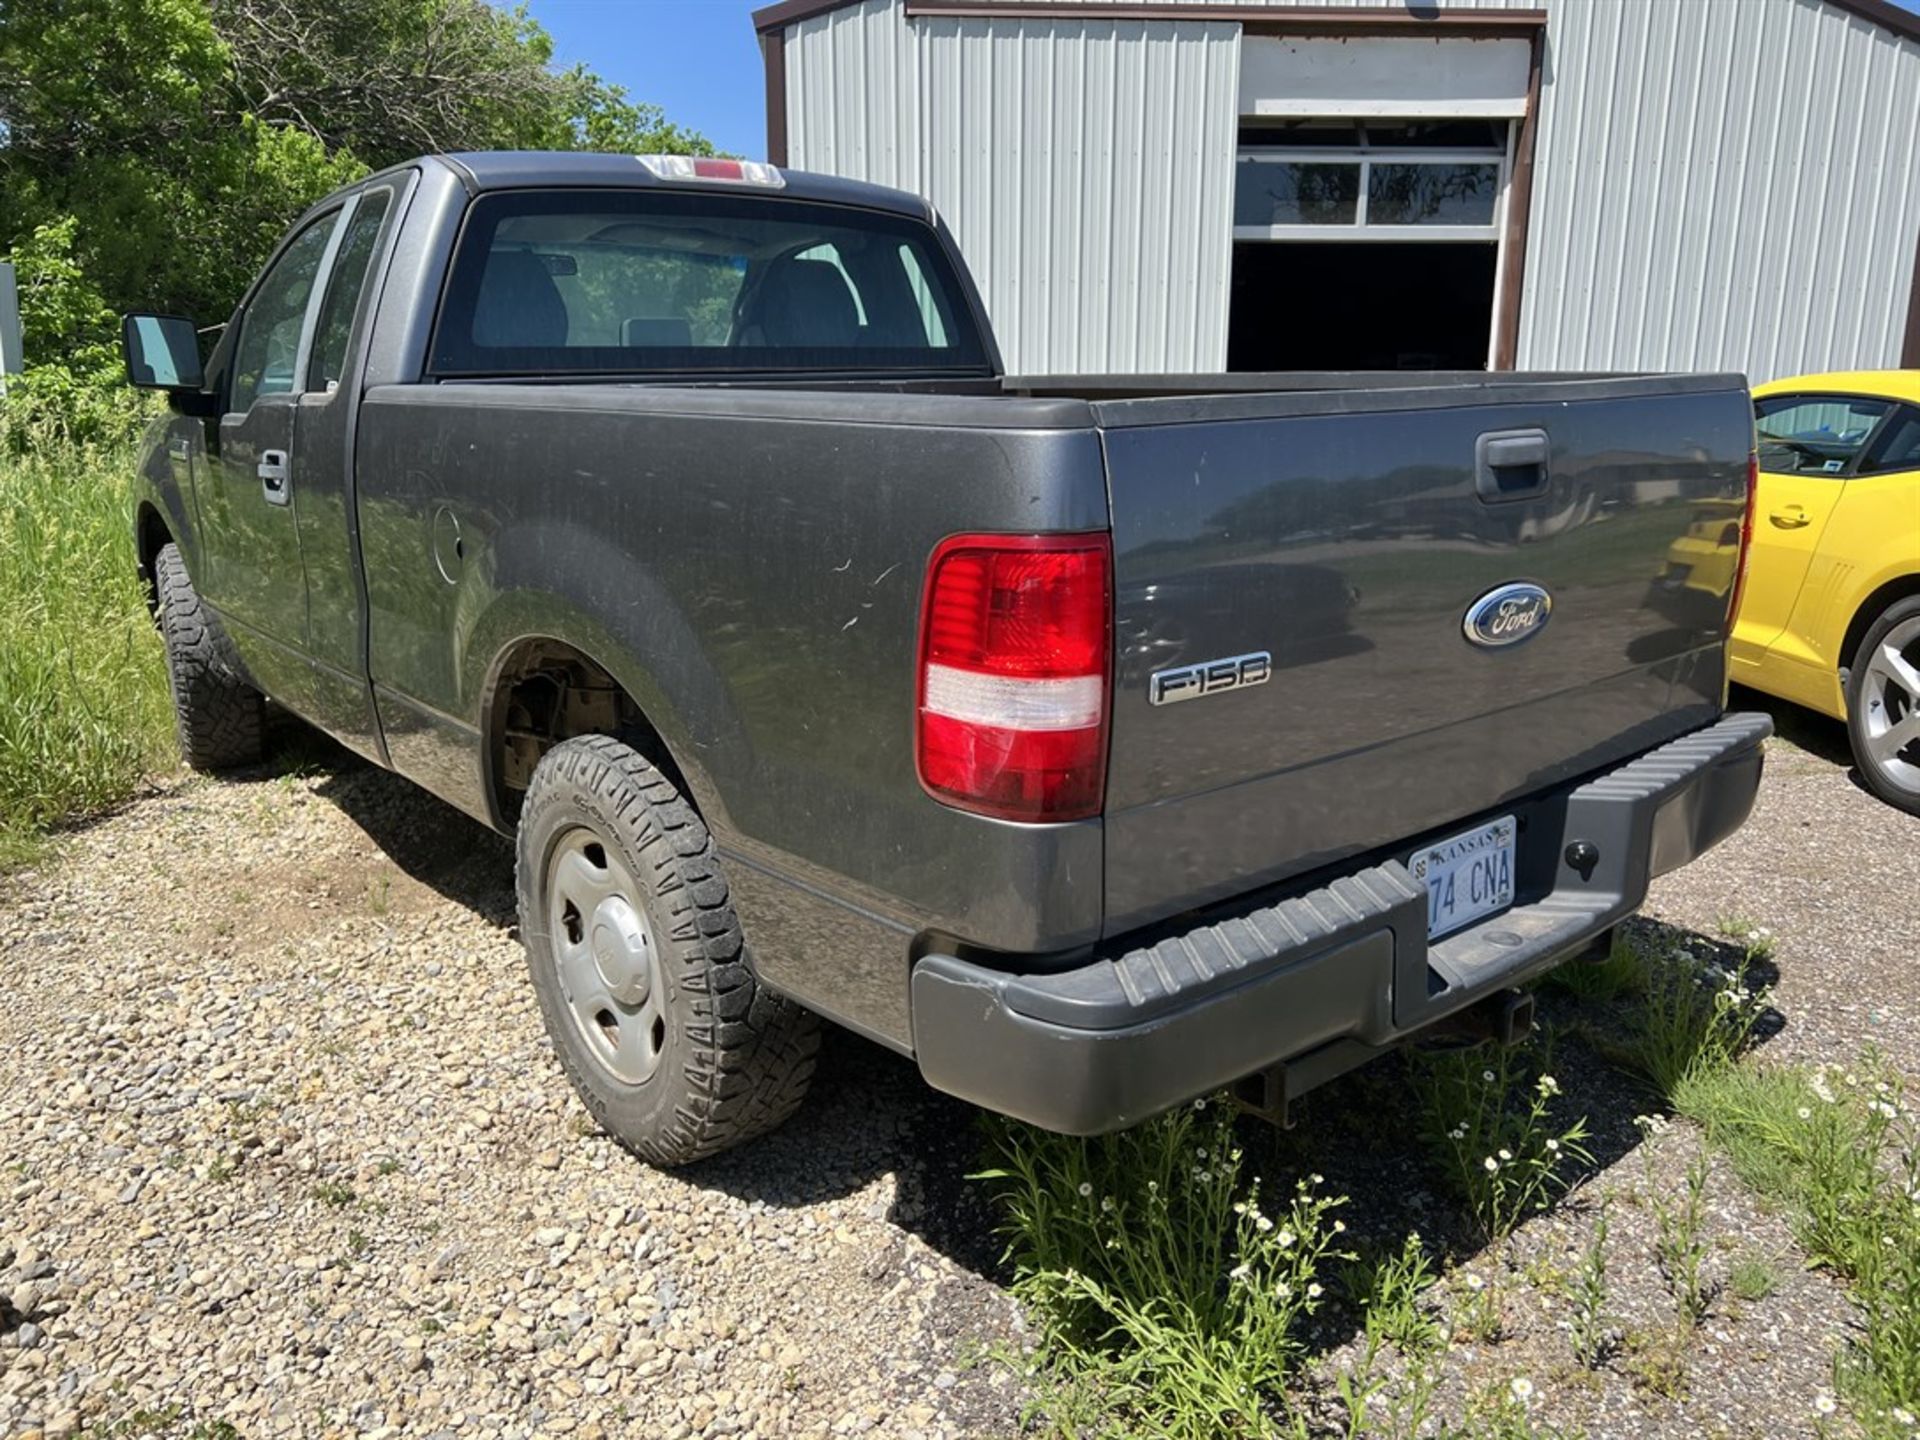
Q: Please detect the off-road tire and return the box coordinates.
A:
[154,542,264,771]
[516,734,819,1166]
[1845,593,1920,817]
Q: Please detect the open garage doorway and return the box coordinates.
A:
[1228,241,1497,371]
[1225,111,1522,372]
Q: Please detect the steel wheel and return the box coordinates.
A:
[1859,614,1920,796]
[546,827,667,1086]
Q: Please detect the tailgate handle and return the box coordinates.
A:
[1475,428,1551,503]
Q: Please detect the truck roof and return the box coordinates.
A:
[432,151,933,222]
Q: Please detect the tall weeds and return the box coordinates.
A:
[0,423,174,861]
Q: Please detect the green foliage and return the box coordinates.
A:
[1681,1057,1920,1431]
[0,0,715,436]
[1579,928,1772,1099]
[976,1097,1351,1439]
[0,430,174,861]
[1648,1143,1714,1328]
[1409,1048,1593,1242]
[1569,1197,1614,1368]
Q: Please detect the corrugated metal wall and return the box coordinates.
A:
[781,0,1920,382]
[786,0,1241,372]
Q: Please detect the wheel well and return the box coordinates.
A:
[135,504,173,620]
[1839,574,1920,682]
[487,639,690,825]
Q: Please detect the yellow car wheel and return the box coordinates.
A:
[1846,594,1920,817]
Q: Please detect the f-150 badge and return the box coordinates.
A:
[1148,651,1272,705]
[1463,583,1553,648]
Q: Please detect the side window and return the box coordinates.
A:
[307,190,393,395]
[1857,405,1920,476]
[1754,393,1891,476]
[230,213,337,414]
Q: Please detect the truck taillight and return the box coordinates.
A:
[916,533,1112,823]
[1727,452,1758,626]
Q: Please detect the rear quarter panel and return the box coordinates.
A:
[353,385,1110,1048]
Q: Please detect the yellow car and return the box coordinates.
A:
[1732,371,1920,814]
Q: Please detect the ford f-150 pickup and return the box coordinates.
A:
[120,152,1769,1166]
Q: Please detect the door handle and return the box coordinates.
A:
[1769,505,1809,529]
[258,449,291,507]
[1474,428,1552,503]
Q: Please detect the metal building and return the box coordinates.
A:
[752,0,1920,381]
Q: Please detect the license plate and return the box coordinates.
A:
[1410,816,1516,940]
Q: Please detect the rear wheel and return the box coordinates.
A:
[154,542,264,771]
[1845,595,1920,816]
[515,734,819,1166]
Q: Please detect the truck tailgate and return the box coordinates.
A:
[1097,376,1753,936]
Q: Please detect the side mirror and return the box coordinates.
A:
[121,313,206,392]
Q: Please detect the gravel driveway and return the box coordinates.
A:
[1,689,1913,1439]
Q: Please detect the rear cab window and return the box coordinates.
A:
[428,189,989,378]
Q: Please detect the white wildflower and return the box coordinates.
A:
[1892,1408,1914,1426]
[1498,1148,1513,1162]
[1276,1228,1297,1249]
[1078,1181,1093,1197]
[1333,1220,1346,1234]
[1465,1274,1486,1291]
[1814,1392,1837,1416]
[1545,1138,1560,1153]
[1229,1263,1251,1283]
[1273,1281,1292,1301]
[1538,1075,1561,1096]
[1483,1069,1497,1083]
[1510,1377,1534,1403]
[1797,1106,1813,1120]
[1484,1155,1500,1173]
[1306,1282,1323,1299]
[1256,1216,1273,1233]
[1872,1100,1900,1120]
[1101,1196,1115,1213]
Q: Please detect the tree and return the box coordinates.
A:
[0,0,714,425]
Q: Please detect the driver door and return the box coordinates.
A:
[1733,391,1892,667]
[199,208,343,709]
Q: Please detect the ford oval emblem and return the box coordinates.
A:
[1463,582,1552,648]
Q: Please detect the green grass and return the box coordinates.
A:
[0,426,173,862]
[976,1098,1351,1439]
[1677,1058,1920,1431]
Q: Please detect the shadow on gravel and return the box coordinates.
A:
[1730,682,1856,771]
[282,730,1794,1305]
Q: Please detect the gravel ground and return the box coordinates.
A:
[1,688,1912,1440]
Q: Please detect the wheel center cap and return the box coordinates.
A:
[588,897,652,1007]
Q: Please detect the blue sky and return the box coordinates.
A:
[526,0,770,158]
[525,0,1920,162]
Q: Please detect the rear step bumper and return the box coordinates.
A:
[910,710,1771,1134]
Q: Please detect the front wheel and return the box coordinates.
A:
[1845,594,1920,816]
[515,734,819,1166]
[153,542,264,772]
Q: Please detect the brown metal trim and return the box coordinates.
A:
[759,0,1915,44]
[1490,27,1542,371]
[901,2,1544,35]
[757,0,1547,35]
[1904,220,1920,368]
[1822,0,1920,46]
[761,28,789,166]
[753,0,857,34]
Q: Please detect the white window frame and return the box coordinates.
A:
[1231,143,1510,244]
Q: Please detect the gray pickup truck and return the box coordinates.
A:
[121,152,1769,1166]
